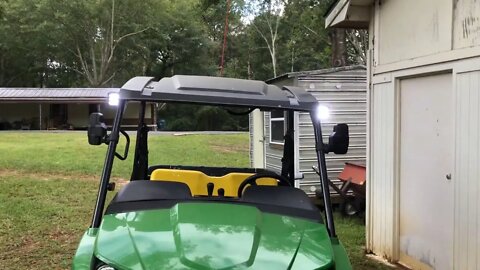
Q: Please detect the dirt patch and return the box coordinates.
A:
[211,144,248,154]
[0,235,41,260]
[115,178,129,188]
[0,169,126,183]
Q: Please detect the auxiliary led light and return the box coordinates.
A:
[316,104,330,120]
[108,92,120,106]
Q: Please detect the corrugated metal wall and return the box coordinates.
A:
[454,70,480,270]
[296,68,367,195]
[263,67,367,196]
[264,112,284,172]
[367,81,397,259]
[249,113,254,167]
[263,78,294,174]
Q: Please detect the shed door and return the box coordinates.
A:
[399,73,454,270]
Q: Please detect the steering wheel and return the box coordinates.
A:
[237,172,292,198]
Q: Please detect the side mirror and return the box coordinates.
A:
[88,113,107,145]
[325,123,349,154]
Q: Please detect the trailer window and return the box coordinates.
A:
[270,110,285,144]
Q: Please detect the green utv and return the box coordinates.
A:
[72,75,352,270]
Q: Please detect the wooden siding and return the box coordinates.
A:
[368,81,397,259]
[453,0,480,49]
[454,70,480,270]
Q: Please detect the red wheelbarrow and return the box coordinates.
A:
[313,162,366,216]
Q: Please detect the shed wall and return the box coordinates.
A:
[454,69,480,270]
[262,68,367,196]
[367,81,397,259]
[367,58,480,268]
[453,0,480,49]
[377,0,452,65]
[327,0,480,267]
[264,78,294,173]
[264,112,284,172]
[297,69,367,195]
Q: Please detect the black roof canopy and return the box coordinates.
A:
[120,75,318,111]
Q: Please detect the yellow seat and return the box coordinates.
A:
[150,169,277,197]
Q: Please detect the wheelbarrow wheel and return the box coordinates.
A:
[340,196,362,217]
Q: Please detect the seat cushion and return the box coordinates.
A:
[150,169,277,197]
[113,180,192,203]
[241,186,317,211]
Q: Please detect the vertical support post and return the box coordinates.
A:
[310,112,337,237]
[130,101,148,180]
[151,103,157,131]
[91,100,126,228]
[287,110,295,185]
[280,110,295,186]
[39,104,42,130]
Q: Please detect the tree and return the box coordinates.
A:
[140,0,216,78]
[0,0,51,87]
[346,29,368,65]
[244,0,284,77]
[282,0,332,72]
[37,0,156,87]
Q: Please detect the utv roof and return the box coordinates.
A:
[120,75,318,111]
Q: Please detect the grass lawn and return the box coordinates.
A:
[0,132,393,269]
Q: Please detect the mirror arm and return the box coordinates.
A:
[322,143,331,154]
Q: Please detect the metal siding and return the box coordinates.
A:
[261,77,293,172]
[369,81,396,259]
[249,113,254,167]
[264,112,284,172]
[296,68,367,195]
[261,67,367,195]
[454,70,480,270]
[0,88,118,102]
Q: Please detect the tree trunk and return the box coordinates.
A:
[271,45,277,77]
[330,28,347,67]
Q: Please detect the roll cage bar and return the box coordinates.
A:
[89,76,341,239]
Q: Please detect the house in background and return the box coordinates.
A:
[326,0,480,269]
[250,66,367,196]
[0,88,155,130]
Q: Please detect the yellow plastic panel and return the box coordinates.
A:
[150,169,277,197]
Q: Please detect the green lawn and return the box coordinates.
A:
[0,132,393,269]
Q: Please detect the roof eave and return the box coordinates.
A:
[325,0,372,29]
[0,98,108,103]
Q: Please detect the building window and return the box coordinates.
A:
[270,110,285,144]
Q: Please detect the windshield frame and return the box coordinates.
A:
[90,98,337,238]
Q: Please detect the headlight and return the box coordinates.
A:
[97,264,115,270]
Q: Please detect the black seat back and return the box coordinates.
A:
[113,181,192,203]
[241,186,317,211]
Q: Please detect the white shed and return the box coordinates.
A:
[326,0,480,269]
[249,66,367,197]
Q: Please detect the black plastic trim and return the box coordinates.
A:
[105,199,323,223]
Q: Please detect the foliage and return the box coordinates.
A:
[158,104,248,131]
[0,0,366,129]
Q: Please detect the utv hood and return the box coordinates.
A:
[94,202,334,269]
